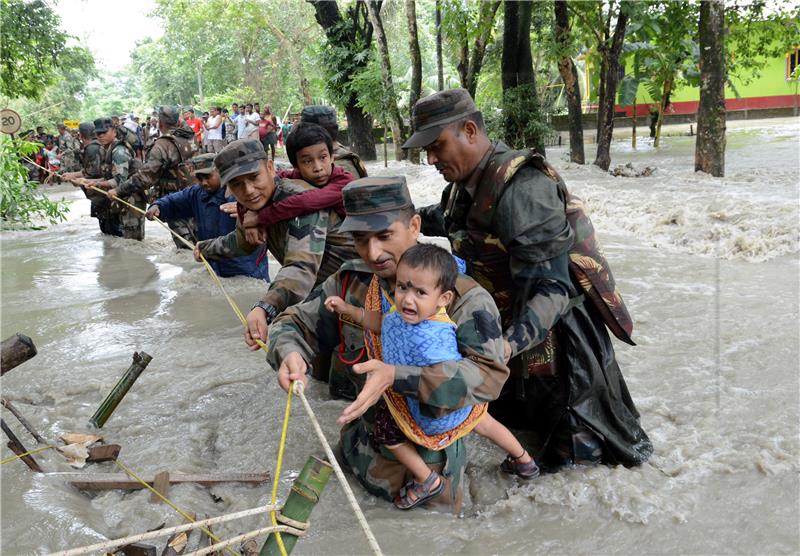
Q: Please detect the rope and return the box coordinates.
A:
[270,385,293,556]
[185,524,306,556]
[0,444,55,465]
[113,460,239,556]
[48,504,285,556]
[292,381,384,556]
[27,158,383,554]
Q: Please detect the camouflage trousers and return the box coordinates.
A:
[168,218,198,249]
[119,193,146,241]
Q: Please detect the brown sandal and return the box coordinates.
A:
[393,471,444,510]
[500,450,540,480]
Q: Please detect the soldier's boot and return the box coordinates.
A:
[168,218,198,249]
[545,413,603,469]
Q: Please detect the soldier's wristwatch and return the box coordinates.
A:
[250,301,279,324]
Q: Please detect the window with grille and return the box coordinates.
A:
[788,48,800,80]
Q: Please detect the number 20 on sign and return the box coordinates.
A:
[1,109,22,135]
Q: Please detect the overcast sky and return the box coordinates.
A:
[54,0,162,72]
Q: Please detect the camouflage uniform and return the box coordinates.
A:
[300,105,368,178]
[409,89,652,468]
[79,122,121,237]
[98,122,145,240]
[197,139,356,315]
[268,177,508,513]
[56,128,81,172]
[115,106,198,248]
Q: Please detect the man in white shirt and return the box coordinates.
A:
[244,103,260,140]
[205,107,224,153]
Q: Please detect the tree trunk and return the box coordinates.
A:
[554,0,585,164]
[405,0,422,164]
[436,0,444,90]
[465,1,501,99]
[502,0,544,153]
[366,1,406,161]
[654,75,673,148]
[593,6,629,171]
[345,99,377,161]
[195,63,204,107]
[695,0,726,177]
[310,0,377,160]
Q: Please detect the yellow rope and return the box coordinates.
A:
[269,385,293,556]
[0,444,55,465]
[26,161,302,556]
[113,459,239,556]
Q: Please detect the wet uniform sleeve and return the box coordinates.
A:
[494,165,574,357]
[391,283,509,417]
[197,223,257,260]
[259,209,331,312]
[116,142,169,197]
[267,272,344,369]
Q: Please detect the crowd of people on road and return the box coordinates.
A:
[31,89,652,513]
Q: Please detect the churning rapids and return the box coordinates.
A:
[2,117,798,555]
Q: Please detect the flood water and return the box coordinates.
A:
[2,118,798,554]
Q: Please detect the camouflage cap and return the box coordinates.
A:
[93,117,113,134]
[215,138,267,186]
[158,105,181,126]
[300,105,338,128]
[78,122,95,137]
[191,153,217,176]
[340,176,413,233]
[402,88,478,149]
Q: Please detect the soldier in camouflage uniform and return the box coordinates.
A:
[405,88,652,469]
[78,117,145,240]
[300,105,367,179]
[110,106,198,248]
[63,122,122,236]
[267,177,507,513]
[56,123,81,172]
[196,138,357,349]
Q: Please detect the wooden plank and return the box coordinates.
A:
[2,419,43,472]
[1,333,37,375]
[151,471,170,503]
[60,472,270,491]
[87,444,122,463]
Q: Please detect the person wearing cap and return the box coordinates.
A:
[109,105,199,248]
[73,117,144,239]
[405,88,652,469]
[145,153,268,280]
[195,139,356,342]
[56,123,81,172]
[300,105,367,178]
[266,176,508,513]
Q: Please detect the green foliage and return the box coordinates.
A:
[319,5,375,108]
[1,0,70,99]
[496,83,553,152]
[0,137,68,228]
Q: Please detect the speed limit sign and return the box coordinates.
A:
[1,108,22,135]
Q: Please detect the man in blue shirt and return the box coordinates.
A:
[145,153,269,281]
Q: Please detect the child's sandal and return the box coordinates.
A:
[500,451,540,480]
[393,470,444,510]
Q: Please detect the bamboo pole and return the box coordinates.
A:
[260,455,333,556]
[90,352,152,428]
